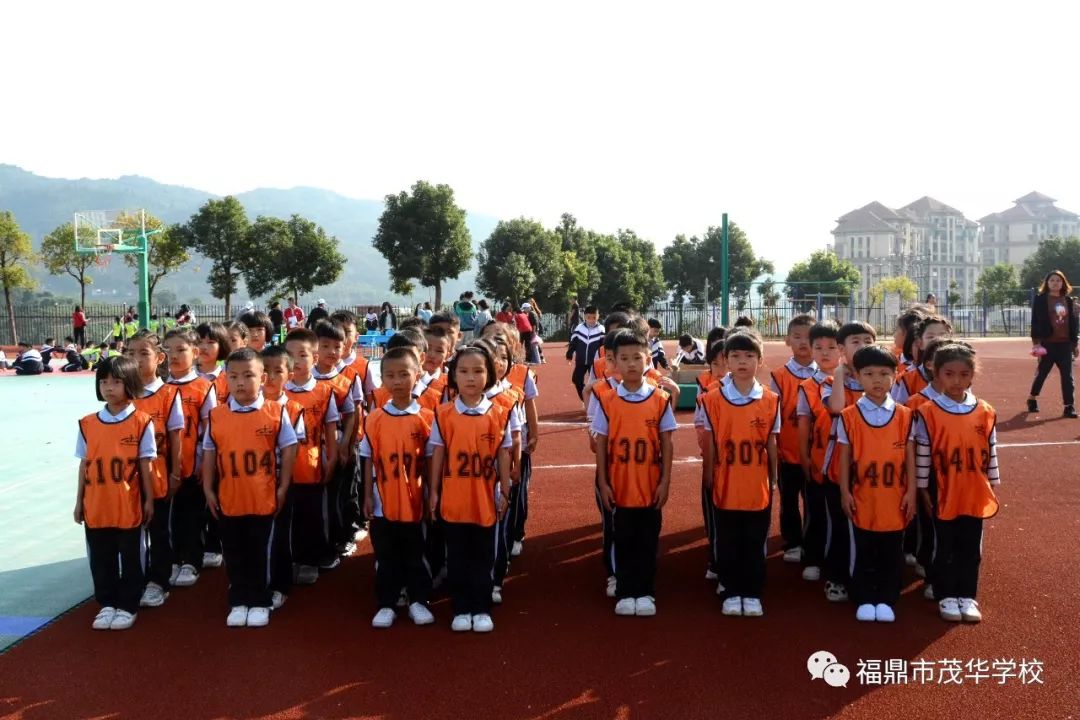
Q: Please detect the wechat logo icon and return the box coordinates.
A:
[808,650,850,688]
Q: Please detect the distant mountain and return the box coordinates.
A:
[0,164,498,305]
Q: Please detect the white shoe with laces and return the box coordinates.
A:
[246,607,270,627]
[722,596,743,616]
[856,604,876,622]
[371,608,396,628]
[635,596,656,617]
[92,607,116,630]
[959,598,982,623]
[491,586,503,605]
[875,603,895,623]
[408,602,435,626]
[109,610,136,630]
[939,597,961,622]
[783,547,803,563]
[802,566,821,581]
[741,598,763,617]
[271,591,286,610]
[227,606,248,627]
[202,552,223,568]
[140,582,168,608]
[471,614,495,633]
[168,564,180,586]
[451,614,472,632]
[614,598,636,616]
[825,582,848,602]
[606,576,617,598]
[511,541,523,557]
[174,564,199,587]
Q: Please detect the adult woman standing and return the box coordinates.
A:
[72,305,87,348]
[378,302,398,332]
[1028,270,1078,418]
[416,301,433,324]
[496,302,514,324]
[475,299,493,330]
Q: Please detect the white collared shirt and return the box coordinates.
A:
[143,378,185,432]
[700,381,781,434]
[426,396,513,451]
[358,399,432,462]
[836,395,897,445]
[75,403,157,459]
[768,358,818,395]
[285,377,341,425]
[312,367,357,415]
[201,394,300,450]
[912,391,999,487]
[796,371,831,417]
[890,365,931,403]
[590,381,678,436]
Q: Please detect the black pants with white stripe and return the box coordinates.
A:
[86,526,144,614]
[444,521,497,616]
[270,493,294,597]
[595,478,615,577]
[713,505,771,599]
[146,497,173,588]
[613,506,662,599]
[823,482,851,586]
[915,472,938,584]
[571,364,589,399]
[371,517,430,609]
[701,471,718,573]
[777,462,805,550]
[849,526,904,606]
[802,479,827,569]
[218,514,274,608]
[932,515,984,599]
[171,477,206,571]
[508,452,531,543]
[291,484,329,567]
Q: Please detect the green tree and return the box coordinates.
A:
[976,263,1022,333]
[785,250,861,307]
[122,221,190,308]
[1020,237,1080,291]
[0,211,37,344]
[373,181,472,308]
[868,276,919,320]
[178,197,251,317]
[947,279,963,306]
[40,222,95,308]
[661,222,773,304]
[243,215,346,301]
[554,213,601,305]
[477,218,565,309]
[592,230,665,311]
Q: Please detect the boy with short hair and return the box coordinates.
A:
[164,328,218,585]
[593,330,675,617]
[419,326,452,406]
[768,314,817,563]
[673,334,706,366]
[701,331,780,617]
[566,305,605,399]
[646,318,669,371]
[203,348,298,627]
[330,310,371,544]
[429,312,462,352]
[836,344,916,623]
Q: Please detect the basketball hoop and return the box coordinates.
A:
[93,245,114,269]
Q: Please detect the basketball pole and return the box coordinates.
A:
[137,232,150,331]
[720,212,730,326]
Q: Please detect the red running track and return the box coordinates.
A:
[1,340,1077,720]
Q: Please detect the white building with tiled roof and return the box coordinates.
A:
[979,192,1080,267]
[831,196,981,304]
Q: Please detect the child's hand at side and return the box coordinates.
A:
[205,490,221,519]
[652,481,670,509]
[143,497,154,526]
[73,502,83,525]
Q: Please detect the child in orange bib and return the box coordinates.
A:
[912,343,1000,624]
[700,331,779,617]
[836,346,916,623]
[74,356,156,631]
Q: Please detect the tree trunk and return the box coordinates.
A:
[433,281,442,310]
[80,276,86,309]
[224,291,231,319]
[3,282,16,345]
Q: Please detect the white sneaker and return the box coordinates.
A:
[472,613,495,633]
[939,597,962,622]
[875,603,895,623]
[337,542,357,557]
[856,603,876,622]
[783,547,803,563]
[511,541,523,557]
[227,606,248,627]
[451,614,472,632]
[168,564,180,586]
[174,564,199,587]
[914,563,926,579]
[92,607,116,630]
[923,583,935,600]
[614,598,637,616]
[354,528,369,543]
[635,596,657,617]
[742,598,764,617]
[202,552,223,568]
[491,586,503,605]
[905,553,917,566]
[109,610,136,630]
[396,589,409,608]
[320,556,342,570]
[802,566,821,581]
[296,565,319,585]
[140,582,168,608]
[825,582,849,602]
[271,591,286,610]
[959,598,982,623]
[408,602,435,626]
[606,576,617,598]
[704,569,719,581]
[371,608,396,628]
[246,607,271,627]
[722,596,743,616]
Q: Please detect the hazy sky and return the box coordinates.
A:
[3,1,1078,276]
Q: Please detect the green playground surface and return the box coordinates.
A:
[0,372,97,651]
